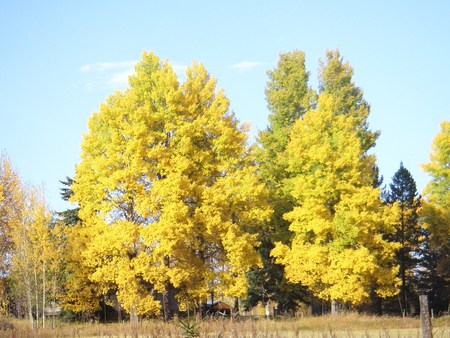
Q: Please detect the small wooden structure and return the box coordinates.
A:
[203,301,232,317]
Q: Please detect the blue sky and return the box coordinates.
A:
[1,1,449,211]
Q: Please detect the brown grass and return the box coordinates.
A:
[0,313,447,337]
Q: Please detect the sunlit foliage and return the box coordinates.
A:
[71,52,270,316]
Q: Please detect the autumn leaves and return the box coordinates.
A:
[70,50,404,314]
[2,49,446,321]
[71,52,270,316]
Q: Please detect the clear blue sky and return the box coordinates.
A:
[1,1,449,212]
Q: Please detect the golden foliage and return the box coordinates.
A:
[272,90,399,304]
[71,51,270,315]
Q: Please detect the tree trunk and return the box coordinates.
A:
[34,268,39,328]
[233,297,239,316]
[162,256,177,321]
[377,296,383,316]
[265,300,271,319]
[331,300,338,316]
[52,276,58,329]
[400,207,407,316]
[168,285,179,318]
[42,262,46,328]
[398,294,405,318]
[103,295,107,323]
[113,295,122,323]
[163,291,170,322]
[196,299,203,322]
[26,274,33,329]
[129,306,138,324]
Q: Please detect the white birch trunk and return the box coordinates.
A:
[25,270,33,329]
[34,267,39,328]
[42,262,46,328]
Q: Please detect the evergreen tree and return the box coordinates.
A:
[386,162,422,315]
[57,177,80,226]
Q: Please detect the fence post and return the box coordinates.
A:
[419,295,432,338]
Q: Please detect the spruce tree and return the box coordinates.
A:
[386,162,422,315]
[57,177,80,226]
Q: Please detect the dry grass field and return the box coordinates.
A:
[0,313,448,337]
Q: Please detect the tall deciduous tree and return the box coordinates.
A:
[262,50,316,165]
[0,154,23,316]
[60,222,102,320]
[422,121,450,213]
[318,50,379,153]
[72,53,182,320]
[55,177,102,321]
[259,50,316,238]
[386,163,422,315]
[420,121,450,313]
[249,50,316,312]
[0,155,23,277]
[72,51,270,319]
[272,51,399,307]
[9,185,57,329]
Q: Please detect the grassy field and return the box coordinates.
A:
[0,313,448,337]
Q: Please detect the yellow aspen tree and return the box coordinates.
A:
[420,121,450,311]
[318,50,379,153]
[45,222,65,328]
[29,188,51,328]
[60,222,102,318]
[9,205,34,328]
[250,50,316,311]
[72,52,270,319]
[0,157,64,326]
[0,155,24,317]
[137,63,270,309]
[272,53,400,306]
[10,185,53,328]
[0,154,23,277]
[72,52,173,319]
[422,121,450,218]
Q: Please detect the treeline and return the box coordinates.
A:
[0,50,448,326]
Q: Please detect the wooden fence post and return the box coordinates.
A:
[419,295,432,338]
